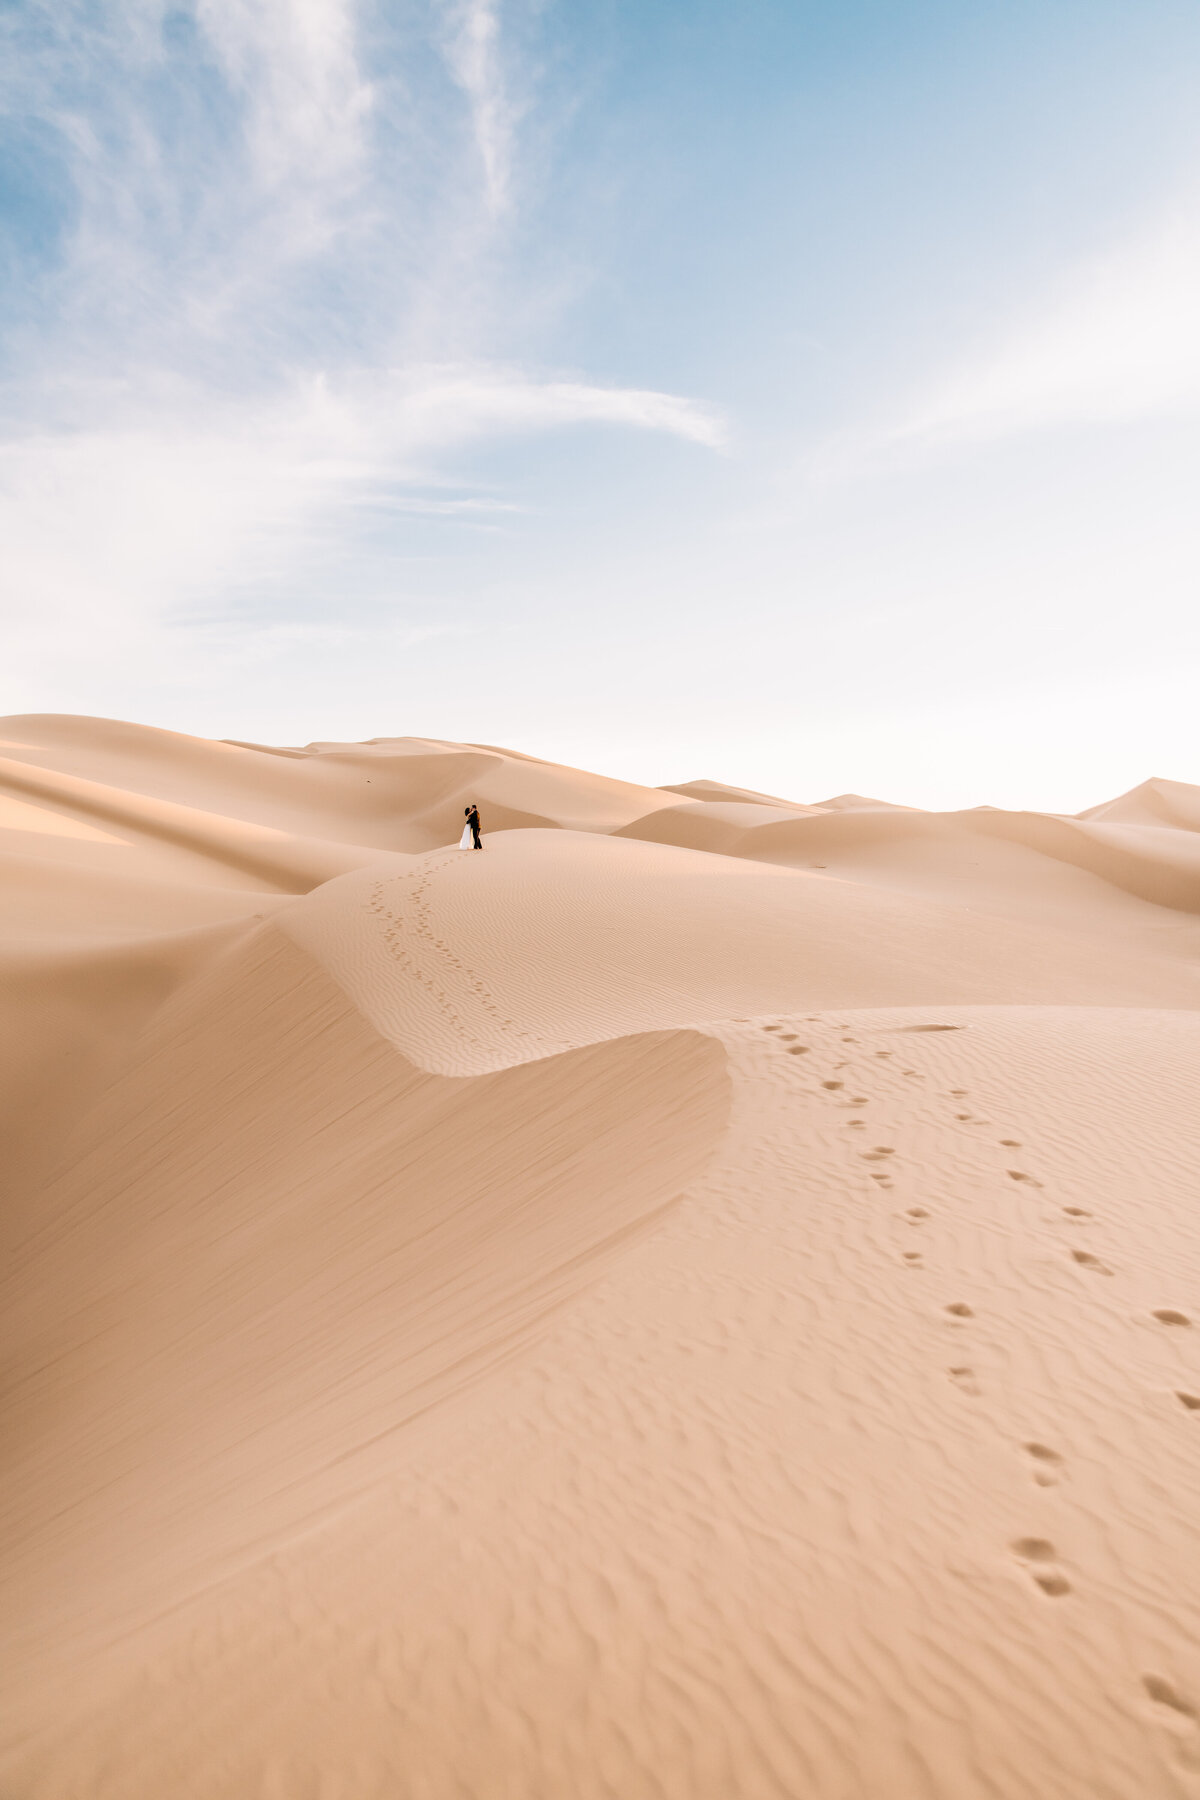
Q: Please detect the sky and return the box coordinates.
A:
[3,0,1200,809]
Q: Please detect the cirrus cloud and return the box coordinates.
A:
[902,200,1200,446]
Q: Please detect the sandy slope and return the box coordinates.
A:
[4,716,1200,1799]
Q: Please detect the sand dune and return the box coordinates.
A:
[4,715,1200,1799]
[3,927,726,1721]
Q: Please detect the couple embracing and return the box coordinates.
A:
[459,803,483,850]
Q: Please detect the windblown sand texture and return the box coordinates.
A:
[4,713,1200,1800]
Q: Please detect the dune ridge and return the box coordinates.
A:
[3,714,1200,1799]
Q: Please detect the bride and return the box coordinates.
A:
[459,803,482,850]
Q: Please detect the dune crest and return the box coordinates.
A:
[4,715,1200,1799]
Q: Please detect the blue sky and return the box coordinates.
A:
[3,0,1200,807]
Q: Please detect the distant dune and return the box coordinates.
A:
[3,715,1200,1799]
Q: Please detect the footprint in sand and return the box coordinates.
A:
[1142,1676,1200,1769]
[779,1032,798,1041]
[902,1251,923,1266]
[955,1113,972,1121]
[945,1302,974,1319]
[761,1024,780,1033]
[874,1050,893,1058]
[949,1366,980,1395]
[1144,1675,1196,1718]
[1011,1538,1071,1597]
[1007,1170,1043,1188]
[1023,1443,1064,1487]
[901,1023,964,1033]
[1000,1138,1021,1147]
[1071,1249,1113,1275]
[1014,1540,1072,1598]
[1154,1310,1192,1328]
[1144,1670,1194,1713]
[786,1045,810,1055]
[1176,1393,1200,1412]
[862,1147,895,1161]
[951,1089,968,1096]
[1063,1207,1092,1219]
[905,1207,930,1222]
[822,1080,843,1091]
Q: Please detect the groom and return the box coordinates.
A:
[466,803,483,849]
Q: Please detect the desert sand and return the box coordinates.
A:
[3,712,1200,1800]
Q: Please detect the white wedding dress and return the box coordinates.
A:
[459,822,474,849]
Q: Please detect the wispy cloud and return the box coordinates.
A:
[0,0,722,687]
[195,0,372,195]
[0,365,722,649]
[900,200,1200,447]
[796,193,1200,494]
[438,0,519,215]
[379,366,724,449]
